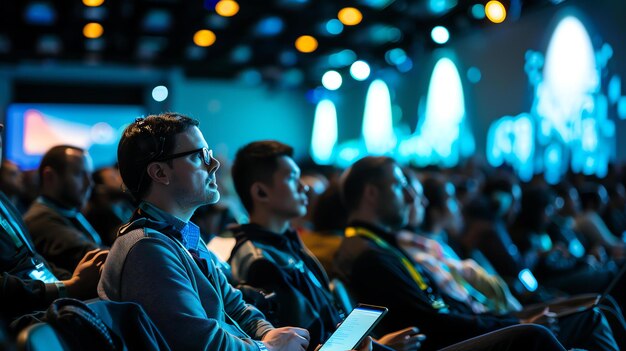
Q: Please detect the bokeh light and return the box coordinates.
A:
[338,7,363,26]
[485,1,506,24]
[193,29,216,47]
[83,0,105,6]
[295,35,318,53]
[83,22,103,39]
[431,26,450,44]
[152,86,169,102]
[215,0,239,17]
[350,60,371,81]
[322,70,342,90]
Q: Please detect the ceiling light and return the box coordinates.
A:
[295,35,318,53]
[485,1,506,23]
[322,70,342,90]
[431,26,450,44]
[83,22,103,39]
[350,60,371,81]
[193,29,216,47]
[338,7,363,26]
[215,0,239,17]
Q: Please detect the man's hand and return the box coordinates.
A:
[376,327,426,351]
[262,327,310,351]
[353,336,372,351]
[63,249,108,300]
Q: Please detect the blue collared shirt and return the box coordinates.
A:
[139,202,201,251]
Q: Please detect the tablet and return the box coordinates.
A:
[318,304,388,351]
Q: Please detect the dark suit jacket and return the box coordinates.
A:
[23,201,101,273]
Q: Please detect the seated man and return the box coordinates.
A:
[229,140,423,351]
[0,123,106,322]
[99,114,311,351]
[24,146,107,273]
[334,156,620,351]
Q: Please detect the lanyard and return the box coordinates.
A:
[0,197,35,253]
[345,226,448,310]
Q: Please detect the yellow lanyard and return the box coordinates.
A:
[345,226,448,310]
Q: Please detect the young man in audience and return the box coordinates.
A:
[229,140,423,351]
[99,114,312,351]
[24,145,106,273]
[334,156,620,351]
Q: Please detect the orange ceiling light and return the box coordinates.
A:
[338,7,363,26]
[83,23,104,39]
[194,29,217,47]
[215,0,240,17]
[83,0,105,6]
[295,35,318,53]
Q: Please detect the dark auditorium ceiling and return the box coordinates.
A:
[1,0,553,88]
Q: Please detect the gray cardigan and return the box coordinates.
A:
[98,224,273,351]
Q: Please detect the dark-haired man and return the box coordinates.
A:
[99,113,310,351]
[334,156,620,351]
[24,145,106,273]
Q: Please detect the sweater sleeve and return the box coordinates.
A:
[118,238,265,351]
[213,253,275,340]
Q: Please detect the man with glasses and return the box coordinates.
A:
[99,113,310,351]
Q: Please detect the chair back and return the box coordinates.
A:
[17,323,67,351]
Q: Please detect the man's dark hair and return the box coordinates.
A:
[231,140,293,213]
[117,113,199,200]
[38,145,85,186]
[340,156,396,212]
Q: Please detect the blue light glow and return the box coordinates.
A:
[231,45,252,63]
[25,2,55,25]
[400,57,473,167]
[350,60,371,81]
[255,17,284,37]
[487,14,616,183]
[397,57,413,73]
[328,49,357,68]
[467,67,482,83]
[325,19,344,35]
[143,10,171,33]
[385,48,407,66]
[431,26,450,44]
[471,4,486,19]
[311,99,338,165]
[322,70,342,90]
[362,80,396,154]
[152,85,169,102]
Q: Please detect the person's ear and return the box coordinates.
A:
[251,182,270,203]
[146,162,169,186]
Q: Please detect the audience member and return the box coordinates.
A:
[23,145,106,273]
[84,166,134,246]
[99,114,311,351]
[0,160,26,213]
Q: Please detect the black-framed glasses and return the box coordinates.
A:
[155,147,213,166]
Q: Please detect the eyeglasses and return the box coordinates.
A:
[155,147,213,166]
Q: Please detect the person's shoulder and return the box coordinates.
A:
[23,202,56,221]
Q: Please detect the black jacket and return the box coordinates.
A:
[229,224,343,349]
[333,221,519,351]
